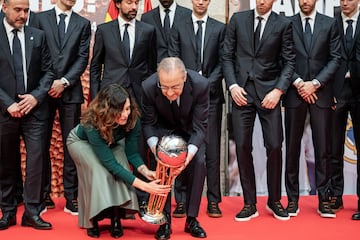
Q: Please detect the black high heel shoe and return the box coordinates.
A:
[111,208,123,238]
[87,220,100,238]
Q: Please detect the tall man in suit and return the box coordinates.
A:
[34,0,91,214]
[90,0,157,105]
[141,0,191,63]
[223,0,295,221]
[142,57,208,239]
[328,0,360,214]
[283,0,341,218]
[0,0,54,230]
[168,0,225,218]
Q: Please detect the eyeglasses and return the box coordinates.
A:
[157,81,183,91]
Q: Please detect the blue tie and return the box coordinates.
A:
[304,17,312,51]
[164,9,170,34]
[12,29,25,95]
[345,19,353,53]
[254,16,263,49]
[196,20,204,72]
[58,13,66,46]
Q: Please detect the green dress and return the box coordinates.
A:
[67,119,143,228]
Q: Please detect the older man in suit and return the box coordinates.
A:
[90,0,157,105]
[168,0,225,218]
[223,0,295,221]
[33,0,91,214]
[142,57,208,239]
[141,0,191,63]
[283,0,341,218]
[0,0,54,230]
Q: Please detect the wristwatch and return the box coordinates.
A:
[61,78,69,88]
[311,79,321,89]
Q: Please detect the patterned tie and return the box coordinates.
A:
[254,16,263,49]
[196,20,204,72]
[304,17,312,51]
[123,23,130,63]
[345,19,354,53]
[12,29,25,95]
[58,13,66,46]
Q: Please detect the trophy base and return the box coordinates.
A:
[140,211,167,225]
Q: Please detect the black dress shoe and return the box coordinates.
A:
[352,211,360,220]
[110,218,123,238]
[0,212,16,230]
[87,219,100,238]
[155,223,171,240]
[185,218,206,238]
[21,214,52,230]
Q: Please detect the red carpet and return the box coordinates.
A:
[0,195,359,240]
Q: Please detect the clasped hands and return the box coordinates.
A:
[296,80,318,104]
[7,94,38,118]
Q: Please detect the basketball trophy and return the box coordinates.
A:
[140,135,187,225]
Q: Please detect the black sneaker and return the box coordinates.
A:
[234,204,258,221]
[329,197,343,213]
[173,202,186,218]
[64,199,78,216]
[318,201,336,218]
[45,195,55,209]
[266,201,290,221]
[286,201,300,217]
[207,202,222,218]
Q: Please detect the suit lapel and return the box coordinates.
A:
[258,12,276,51]
[293,14,308,53]
[132,20,144,65]
[185,18,197,53]
[203,18,213,52]
[24,26,33,72]
[154,7,167,41]
[111,20,128,63]
[49,9,60,48]
[62,12,78,48]
[0,22,14,74]
[311,13,323,52]
[179,79,193,118]
[349,14,360,54]
[246,11,255,52]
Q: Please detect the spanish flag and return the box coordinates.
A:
[143,0,152,13]
[105,0,119,22]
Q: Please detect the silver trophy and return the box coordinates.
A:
[140,135,187,225]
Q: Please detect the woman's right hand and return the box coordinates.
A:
[144,179,171,196]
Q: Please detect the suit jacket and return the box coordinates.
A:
[168,16,226,104]
[222,10,295,99]
[141,4,191,62]
[283,12,341,108]
[141,69,209,148]
[0,22,54,120]
[34,8,91,104]
[334,13,360,97]
[90,19,157,103]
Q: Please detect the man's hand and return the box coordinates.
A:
[298,81,317,100]
[230,86,247,107]
[7,102,24,118]
[261,88,283,109]
[17,94,38,115]
[48,79,65,98]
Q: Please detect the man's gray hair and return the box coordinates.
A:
[157,57,186,75]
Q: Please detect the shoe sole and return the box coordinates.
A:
[206,211,222,218]
[317,209,336,218]
[234,211,259,222]
[331,205,344,213]
[288,208,300,217]
[172,213,186,218]
[64,207,79,216]
[21,222,52,230]
[45,205,56,209]
[266,205,290,221]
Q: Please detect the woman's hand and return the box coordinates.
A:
[137,164,156,180]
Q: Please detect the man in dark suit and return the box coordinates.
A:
[283,0,341,218]
[223,0,295,221]
[142,57,208,239]
[328,0,359,215]
[168,0,225,218]
[0,0,54,230]
[141,0,191,63]
[33,0,91,214]
[90,0,157,105]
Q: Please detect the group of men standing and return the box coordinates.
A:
[0,1,359,240]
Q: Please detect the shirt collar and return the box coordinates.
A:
[3,17,24,36]
[192,14,208,24]
[300,10,316,22]
[342,10,359,22]
[254,9,271,22]
[159,2,177,13]
[118,16,136,28]
[54,5,72,19]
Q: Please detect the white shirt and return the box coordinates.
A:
[118,17,136,59]
[254,9,271,39]
[55,5,72,33]
[192,14,208,68]
[159,2,177,28]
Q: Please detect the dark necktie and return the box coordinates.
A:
[196,20,204,72]
[254,16,263,49]
[304,17,312,51]
[123,23,130,63]
[12,29,25,95]
[58,13,66,46]
[164,8,170,34]
[171,100,181,122]
[345,19,354,53]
